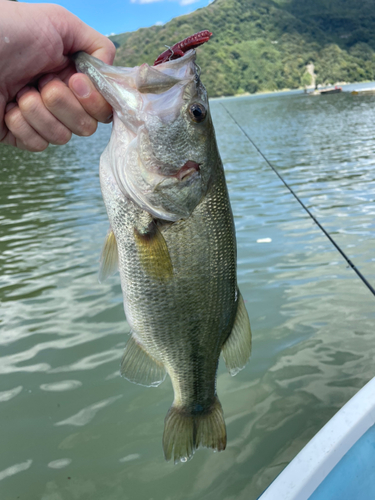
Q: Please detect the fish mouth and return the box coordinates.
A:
[176,161,201,181]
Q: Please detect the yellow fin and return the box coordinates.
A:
[121,335,166,387]
[222,292,252,376]
[98,229,118,283]
[134,222,173,281]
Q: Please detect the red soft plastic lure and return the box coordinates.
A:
[153,30,212,66]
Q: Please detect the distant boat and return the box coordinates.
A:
[351,88,375,95]
[257,376,375,500]
[306,86,342,96]
[319,86,342,95]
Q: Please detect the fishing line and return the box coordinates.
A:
[220,103,375,298]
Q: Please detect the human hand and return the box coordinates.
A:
[0,1,116,151]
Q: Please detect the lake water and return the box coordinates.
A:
[1,87,375,500]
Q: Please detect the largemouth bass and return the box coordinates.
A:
[75,38,251,463]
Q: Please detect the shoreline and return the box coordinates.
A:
[210,87,294,100]
[210,80,375,101]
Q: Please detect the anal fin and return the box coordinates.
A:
[99,228,119,283]
[222,292,252,376]
[121,335,167,387]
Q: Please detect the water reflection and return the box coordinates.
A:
[1,90,375,499]
[47,459,72,469]
[40,380,82,392]
[55,395,122,427]
[0,385,23,402]
[0,459,33,482]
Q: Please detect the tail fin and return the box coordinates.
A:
[162,397,226,464]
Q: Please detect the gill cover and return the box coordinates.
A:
[74,51,214,221]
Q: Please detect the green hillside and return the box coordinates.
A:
[110,0,375,97]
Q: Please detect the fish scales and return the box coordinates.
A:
[103,155,236,398]
[75,42,251,463]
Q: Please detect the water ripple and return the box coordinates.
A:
[47,458,72,469]
[0,459,32,481]
[55,395,122,427]
[40,380,82,392]
[0,385,23,402]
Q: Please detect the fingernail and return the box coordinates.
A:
[39,74,56,90]
[16,86,31,101]
[70,76,92,98]
[104,112,113,123]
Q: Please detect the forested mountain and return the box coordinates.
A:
[110,0,375,97]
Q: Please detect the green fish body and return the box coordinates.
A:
[75,49,251,463]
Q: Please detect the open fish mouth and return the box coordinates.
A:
[176,161,200,181]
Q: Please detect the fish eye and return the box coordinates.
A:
[188,103,207,123]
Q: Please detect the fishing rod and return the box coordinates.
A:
[220,103,375,298]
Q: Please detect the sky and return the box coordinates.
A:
[23,0,212,36]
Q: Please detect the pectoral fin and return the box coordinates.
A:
[98,229,119,283]
[121,335,167,387]
[222,292,252,376]
[134,220,173,281]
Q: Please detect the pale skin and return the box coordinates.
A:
[0,1,116,151]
